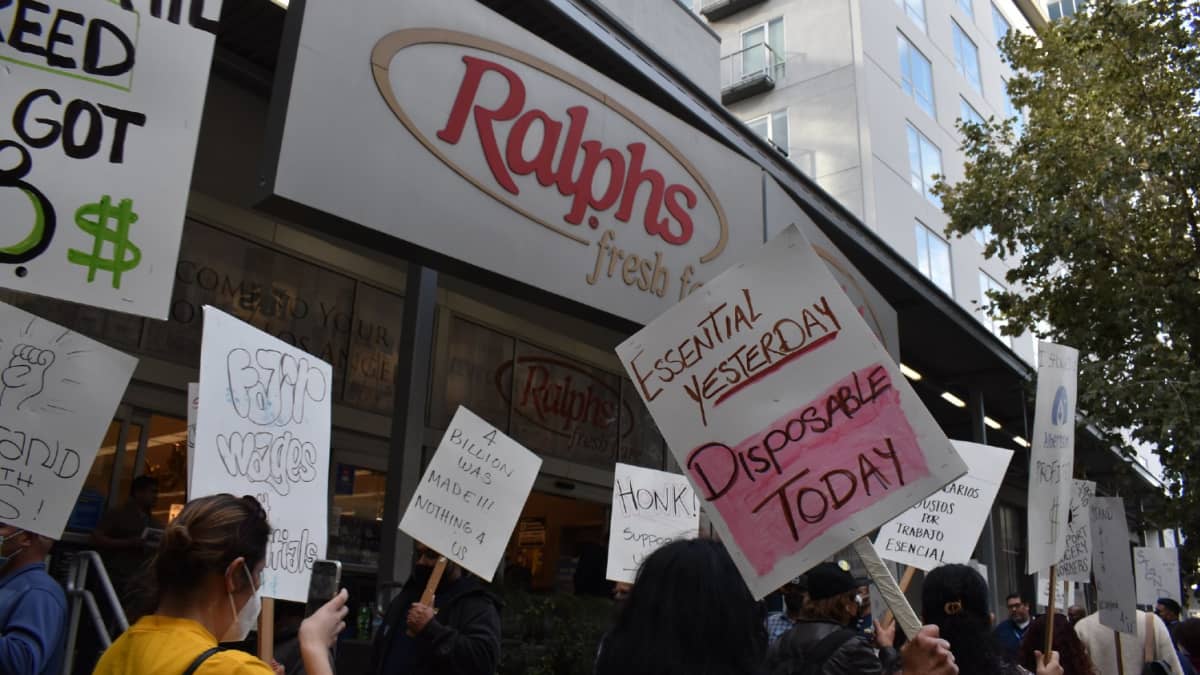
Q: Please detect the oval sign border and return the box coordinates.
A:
[370,28,729,264]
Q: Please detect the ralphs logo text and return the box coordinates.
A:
[371,29,728,302]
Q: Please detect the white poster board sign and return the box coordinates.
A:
[400,406,541,580]
[0,302,136,537]
[1133,547,1181,607]
[616,225,966,598]
[186,382,198,499]
[192,307,331,602]
[1058,480,1096,583]
[0,0,222,318]
[1027,341,1080,573]
[606,463,700,583]
[875,441,1012,571]
[1091,497,1137,634]
[1038,571,1075,611]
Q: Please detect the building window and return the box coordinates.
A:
[952,21,983,94]
[973,224,995,246]
[1048,0,1087,21]
[747,109,789,155]
[958,0,975,19]
[996,503,1026,615]
[906,123,943,206]
[895,0,927,32]
[741,18,785,80]
[991,3,1012,42]
[1002,78,1025,136]
[915,221,953,295]
[960,97,984,127]
[979,271,1008,340]
[898,34,935,118]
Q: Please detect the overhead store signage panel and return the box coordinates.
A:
[264,0,763,325]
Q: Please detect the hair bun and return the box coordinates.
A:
[164,522,193,550]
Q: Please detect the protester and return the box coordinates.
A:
[90,475,163,612]
[1018,614,1098,675]
[92,494,347,675]
[855,578,874,637]
[1173,618,1200,675]
[371,542,502,675]
[0,523,66,675]
[1159,599,1184,643]
[765,561,901,674]
[994,591,1035,661]
[925,564,1030,675]
[1075,609,1184,675]
[766,576,807,645]
[1067,606,1088,626]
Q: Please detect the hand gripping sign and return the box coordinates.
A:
[616,225,966,615]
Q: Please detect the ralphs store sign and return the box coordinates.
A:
[264,0,764,324]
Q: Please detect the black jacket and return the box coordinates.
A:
[371,575,502,675]
[765,619,900,675]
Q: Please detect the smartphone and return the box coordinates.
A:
[305,560,342,617]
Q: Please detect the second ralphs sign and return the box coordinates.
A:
[264,0,764,325]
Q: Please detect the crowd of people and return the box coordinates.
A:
[0,492,1196,675]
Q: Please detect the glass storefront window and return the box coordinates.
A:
[502,491,609,594]
[70,419,141,531]
[430,315,514,431]
[135,414,189,525]
[330,464,386,567]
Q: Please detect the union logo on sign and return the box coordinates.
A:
[1051,385,1070,426]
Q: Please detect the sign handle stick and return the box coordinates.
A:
[853,538,921,638]
[258,597,275,664]
[1114,630,1125,675]
[406,556,448,637]
[1043,565,1057,665]
[881,566,918,628]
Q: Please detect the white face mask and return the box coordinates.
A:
[221,565,261,643]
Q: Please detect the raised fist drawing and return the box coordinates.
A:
[0,344,56,410]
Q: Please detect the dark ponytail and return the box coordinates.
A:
[152,494,270,601]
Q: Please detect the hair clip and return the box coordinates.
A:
[944,600,963,616]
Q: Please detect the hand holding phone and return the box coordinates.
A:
[306,560,342,617]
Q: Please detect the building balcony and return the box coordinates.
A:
[720,43,781,105]
[700,0,767,22]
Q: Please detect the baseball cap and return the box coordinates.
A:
[806,562,858,601]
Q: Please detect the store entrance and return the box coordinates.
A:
[502,490,611,595]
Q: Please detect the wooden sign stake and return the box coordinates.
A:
[881,565,917,628]
[1114,629,1125,675]
[258,596,275,664]
[407,556,448,637]
[853,538,921,638]
[1043,565,1058,665]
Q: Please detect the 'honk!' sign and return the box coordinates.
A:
[606,463,700,584]
[617,225,966,598]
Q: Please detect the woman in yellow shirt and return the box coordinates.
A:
[94,494,347,675]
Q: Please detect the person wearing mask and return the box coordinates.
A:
[0,523,66,675]
[93,494,348,675]
[1018,614,1098,675]
[994,592,1035,661]
[766,576,807,645]
[91,475,163,612]
[371,542,502,675]
[599,540,961,675]
[855,579,874,638]
[1075,608,1185,675]
[924,564,1063,675]
[1068,606,1088,626]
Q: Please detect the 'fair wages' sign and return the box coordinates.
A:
[400,406,541,580]
[1133,547,1181,607]
[1027,341,1079,574]
[0,301,137,537]
[617,226,966,598]
[192,307,332,602]
[874,441,1012,571]
[606,463,700,584]
[1091,497,1137,634]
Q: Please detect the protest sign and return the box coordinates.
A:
[1090,497,1137,634]
[0,0,223,318]
[186,382,198,498]
[0,301,137,537]
[400,406,541,581]
[874,441,1011,571]
[616,225,966,599]
[1027,341,1079,574]
[192,307,331,602]
[606,463,700,583]
[1037,571,1075,611]
[1133,547,1181,607]
[1058,480,1095,583]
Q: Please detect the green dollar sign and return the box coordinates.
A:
[67,195,142,289]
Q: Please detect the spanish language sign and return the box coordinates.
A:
[0,0,222,318]
[1026,341,1079,574]
[1058,479,1095,583]
[606,463,700,584]
[616,225,966,598]
[192,307,331,602]
[0,301,137,537]
[1133,547,1181,607]
[400,406,541,581]
[874,441,1011,571]
[1091,496,1136,634]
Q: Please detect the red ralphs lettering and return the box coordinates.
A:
[495,356,634,439]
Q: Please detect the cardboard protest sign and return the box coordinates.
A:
[192,307,331,602]
[616,225,966,598]
[400,406,541,580]
[1090,497,1137,634]
[186,382,198,498]
[1133,547,1181,607]
[0,301,137,537]
[1058,480,1095,583]
[0,0,222,318]
[606,463,700,583]
[875,441,1012,571]
[1027,341,1079,574]
[1037,571,1075,612]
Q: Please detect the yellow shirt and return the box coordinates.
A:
[93,615,274,675]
